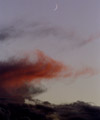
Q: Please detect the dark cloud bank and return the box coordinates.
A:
[0,101,100,120]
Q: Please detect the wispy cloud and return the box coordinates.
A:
[74,67,98,78]
[0,21,75,41]
[0,21,99,55]
[78,33,100,47]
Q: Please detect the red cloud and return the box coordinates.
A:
[0,50,67,89]
[0,50,98,101]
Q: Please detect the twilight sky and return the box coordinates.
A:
[0,0,100,105]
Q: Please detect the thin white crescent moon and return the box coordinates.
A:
[54,4,58,11]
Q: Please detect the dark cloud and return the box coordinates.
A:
[0,101,100,120]
[55,101,100,120]
[0,84,45,103]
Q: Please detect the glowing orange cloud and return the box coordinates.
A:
[0,50,99,101]
[0,50,98,90]
[0,50,68,89]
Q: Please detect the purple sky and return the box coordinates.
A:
[0,0,100,105]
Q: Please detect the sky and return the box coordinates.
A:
[0,0,100,105]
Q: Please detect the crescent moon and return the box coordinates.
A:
[53,4,58,11]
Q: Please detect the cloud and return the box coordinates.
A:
[0,49,98,102]
[0,50,67,101]
[0,101,100,120]
[0,84,46,103]
[74,67,98,78]
[0,50,66,88]
[0,24,22,41]
[0,21,75,41]
[0,21,99,48]
[0,20,100,64]
[55,101,100,120]
[78,33,100,47]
